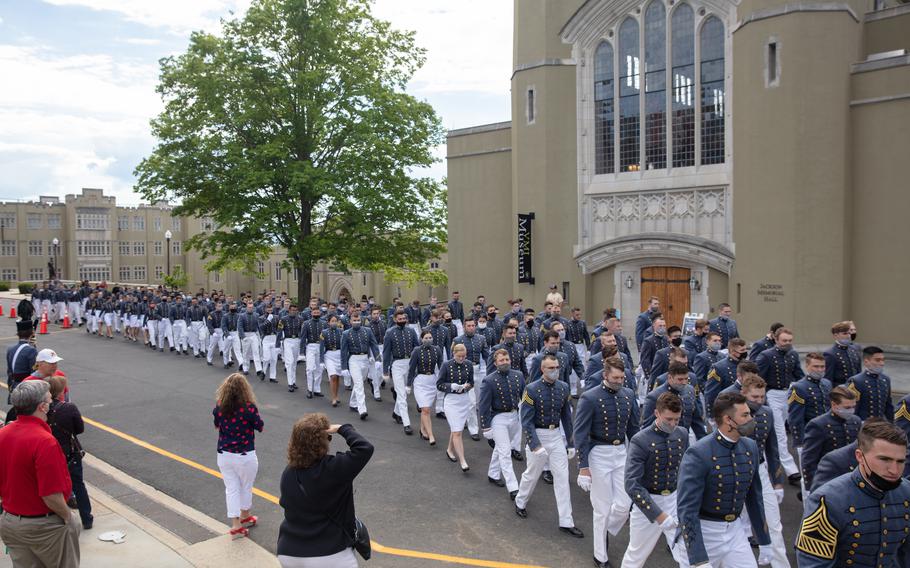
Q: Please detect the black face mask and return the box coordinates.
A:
[671,337,683,347]
[850,332,857,341]
[397,321,407,328]
[860,451,903,492]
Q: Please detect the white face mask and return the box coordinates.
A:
[478,323,487,329]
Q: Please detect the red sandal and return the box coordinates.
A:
[240,515,258,527]
[229,526,249,539]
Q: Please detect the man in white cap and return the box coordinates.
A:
[20,349,66,400]
[546,284,563,308]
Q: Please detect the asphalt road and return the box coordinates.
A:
[6,318,809,568]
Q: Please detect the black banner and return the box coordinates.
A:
[517,213,534,284]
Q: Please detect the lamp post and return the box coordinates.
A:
[51,237,59,280]
[165,230,172,281]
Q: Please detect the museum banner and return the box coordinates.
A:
[517,213,534,284]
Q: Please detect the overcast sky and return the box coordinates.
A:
[0,0,512,205]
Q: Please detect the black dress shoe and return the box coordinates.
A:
[374,397,382,402]
[488,476,505,487]
[436,412,446,419]
[350,406,358,412]
[509,490,518,501]
[796,490,803,502]
[487,438,496,449]
[224,363,230,368]
[542,471,554,484]
[257,371,264,378]
[313,392,324,398]
[207,361,213,366]
[593,556,611,568]
[269,379,278,383]
[392,413,402,424]
[470,434,481,442]
[291,384,299,391]
[560,526,584,538]
[184,350,189,355]
[461,464,470,473]
[194,354,200,358]
[511,449,524,462]
[446,450,457,462]
[403,426,413,435]
[227,361,234,367]
[243,370,249,376]
[306,392,313,399]
[345,385,353,391]
[288,386,296,393]
[788,473,802,487]
[360,412,368,421]
[515,505,527,518]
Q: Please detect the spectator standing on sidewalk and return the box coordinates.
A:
[213,373,264,539]
[46,375,93,530]
[6,320,37,404]
[0,380,81,567]
[278,413,374,568]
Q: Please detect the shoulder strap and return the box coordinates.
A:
[10,343,29,370]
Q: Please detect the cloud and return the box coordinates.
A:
[40,0,252,35]
[118,37,161,46]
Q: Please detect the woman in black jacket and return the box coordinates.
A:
[278,413,373,568]
[47,375,93,529]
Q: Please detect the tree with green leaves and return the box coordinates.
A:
[135,0,447,302]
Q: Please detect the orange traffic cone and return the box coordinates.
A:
[39,309,49,335]
[8,304,15,319]
[0,303,4,316]
[62,308,71,329]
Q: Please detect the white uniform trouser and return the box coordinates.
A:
[486,411,520,492]
[571,343,587,395]
[453,319,464,337]
[207,329,224,363]
[91,310,101,333]
[55,301,66,322]
[147,320,157,346]
[369,360,383,398]
[158,319,174,349]
[459,364,480,436]
[241,333,262,373]
[766,389,798,476]
[188,321,206,355]
[391,358,411,427]
[224,331,242,366]
[304,343,322,393]
[515,428,574,528]
[172,320,188,352]
[215,450,258,519]
[33,299,41,319]
[80,298,88,321]
[701,519,757,568]
[745,460,790,568]
[261,335,278,379]
[348,355,370,414]
[621,492,689,568]
[589,444,631,563]
[283,338,302,386]
[67,301,80,324]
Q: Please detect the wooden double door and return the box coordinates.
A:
[640,267,691,330]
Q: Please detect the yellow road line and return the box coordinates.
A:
[1,381,547,568]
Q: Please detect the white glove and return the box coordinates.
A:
[451,383,464,393]
[576,474,592,492]
[757,546,772,566]
[267,314,274,321]
[405,386,412,396]
[532,446,547,456]
[774,488,784,504]
[482,428,494,440]
[659,515,678,531]
[567,447,576,460]
[342,370,351,379]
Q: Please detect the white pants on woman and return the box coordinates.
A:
[216,450,258,519]
[278,548,358,568]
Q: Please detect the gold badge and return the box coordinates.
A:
[796,496,838,560]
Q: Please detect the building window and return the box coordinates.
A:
[76,212,109,230]
[671,3,695,168]
[79,265,111,282]
[362,274,367,286]
[172,218,181,231]
[766,40,779,87]
[153,241,162,256]
[594,41,615,175]
[644,1,666,170]
[526,88,536,124]
[0,213,16,229]
[619,17,640,172]
[274,264,282,281]
[155,266,163,279]
[154,217,161,231]
[171,241,181,256]
[47,214,61,229]
[293,268,299,281]
[118,215,129,230]
[133,241,145,256]
[119,241,131,256]
[1,241,17,256]
[562,281,570,303]
[27,213,42,229]
[1,268,16,281]
[257,261,265,279]
[29,268,44,280]
[77,240,111,256]
[700,16,725,165]
[133,266,146,281]
[120,266,131,281]
[201,218,214,231]
[212,271,221,283]
[28,240,44,256]
[133,216,145,231]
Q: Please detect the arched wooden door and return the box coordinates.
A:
[640,267,691,329]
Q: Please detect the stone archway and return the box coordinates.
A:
[328,277,353,303]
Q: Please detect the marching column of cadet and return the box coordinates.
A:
[25,281,910,568]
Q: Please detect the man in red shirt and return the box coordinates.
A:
[0,380,80,567]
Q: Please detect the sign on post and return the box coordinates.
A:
[517,213,534,284]
[682,312,704,336]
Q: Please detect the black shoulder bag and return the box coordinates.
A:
[295,473,371,560]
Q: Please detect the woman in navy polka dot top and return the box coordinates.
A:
[213,373,264,539]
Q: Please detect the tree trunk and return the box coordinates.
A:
[296,261,312,305]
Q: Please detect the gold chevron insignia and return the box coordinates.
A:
[895,402,910,422]
[796,496,838,560]
[707,369,720,382]
[522,392,535,406]
[788,390,805,405]
[847,382,861,401]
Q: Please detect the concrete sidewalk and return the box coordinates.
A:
[0,453,280,568]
